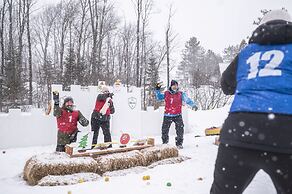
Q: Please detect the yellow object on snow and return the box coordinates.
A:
[205,127,221,136]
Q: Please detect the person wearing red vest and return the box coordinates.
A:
[53,92,89,152]
[155,80,198,149]
[91,86,115,148]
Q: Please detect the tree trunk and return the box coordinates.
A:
[26,0,33,105]
[135,0,141,87]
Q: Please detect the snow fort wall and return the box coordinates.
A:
[0,84,189,149]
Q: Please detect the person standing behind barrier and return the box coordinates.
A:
[155,80,198,149]
[53,92,89,152]
[91,86,115,148]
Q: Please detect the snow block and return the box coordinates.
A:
[23,145,179,186]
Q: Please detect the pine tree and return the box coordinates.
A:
[78,133,88,149]
[63,47,77,89]
[178,37,205,89]
[145,55,159,106]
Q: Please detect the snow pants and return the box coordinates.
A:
[56,130,78,152]
[161,115,184,146]
[91,114,112,147]
[210,144,292,194]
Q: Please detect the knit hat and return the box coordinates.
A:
[260,9,292,25]
[63,96,74,105]
[170,80,178,86]
[101,86,109,93]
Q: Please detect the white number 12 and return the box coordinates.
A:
[246,50,284,79]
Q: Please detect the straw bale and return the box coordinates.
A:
[140,144,179,165]
[23,152,98,185]
[94,150,147,174]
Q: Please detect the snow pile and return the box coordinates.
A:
[148,155,191,169]
[103,166,148,177]
[38,173,101,186]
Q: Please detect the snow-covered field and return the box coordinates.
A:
[0,106,277,194]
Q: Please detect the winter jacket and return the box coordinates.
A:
[220,20,292,154]
[155,88,197,116]
[53,105,89,134]
[92,93,115,121]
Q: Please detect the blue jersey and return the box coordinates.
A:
[230,43,292,114]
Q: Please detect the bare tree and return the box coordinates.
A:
[165,5,176,87]
[133,0,142,87]
[0,0,7,111]
[26,0,34,105]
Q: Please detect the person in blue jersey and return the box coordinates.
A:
[155,80,198,149]
[211,10,292,194]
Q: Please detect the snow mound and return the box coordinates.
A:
[148,155,191,168]
[103,166,148,177]
[38,173,101,186]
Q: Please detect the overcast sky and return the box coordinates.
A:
[41,0,291,56]
[115,0,292,54]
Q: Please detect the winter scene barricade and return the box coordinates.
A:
[23,145,180,186]
[0,84,189,149]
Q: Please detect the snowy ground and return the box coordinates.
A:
[0,106,277,194]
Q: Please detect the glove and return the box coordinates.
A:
[108,93,114,98]
[192,106,198,111]
[155,83,162,90]
[53,91,59,104]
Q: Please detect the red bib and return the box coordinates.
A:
[164,91,182,115]
[57,110,79,133]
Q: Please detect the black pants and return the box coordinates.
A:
[161,115,184,146]
[210,144,292,194]
[91,115,112,146]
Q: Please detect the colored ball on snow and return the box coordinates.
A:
[78,179,84,183]
[142,176,147,181]
[166,182,172,187]
[104,176,110,182]
[68,191,72,194]
[146,175,150,180]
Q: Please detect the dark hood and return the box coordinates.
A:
[249,20,292,45]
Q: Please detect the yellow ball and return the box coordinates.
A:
[68,191,72,194]
[104,176,110,182]
[146,175,150,180]
[142,176,147,181]
[78,179,84,183]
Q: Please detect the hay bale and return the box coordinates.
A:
[140,145,179,165]
[38,173,100,186]
[23,152,98,185]
[94,150,147,174]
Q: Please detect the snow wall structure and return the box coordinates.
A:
[0,84,189,149]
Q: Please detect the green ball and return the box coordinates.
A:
[166,182,172,187]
